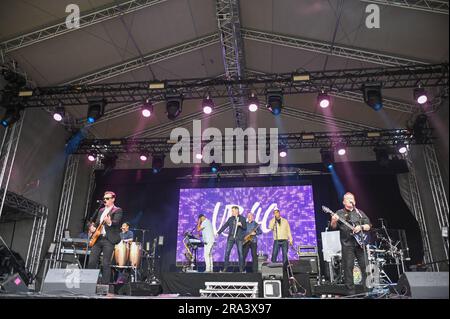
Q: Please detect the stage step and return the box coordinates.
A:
[200,282,258,298]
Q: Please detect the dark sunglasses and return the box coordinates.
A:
[103,197,113,200]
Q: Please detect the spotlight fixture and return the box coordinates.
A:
[397,142,408,154]
[166,94,183,120]
[279,150,287,158]
[53,106,65,122]
[248,93,259,112]
[152,154,165,174]
[337,147,346,156]
[320,148,335,169]
[202,97,214,114]
[414,87,428,105]
[266,89,283,115]
[195,153,203,160]
[1,106,22,128]
[317,91,331,109]
[362,83,383,111]
[210,162,221,173]
[279,145,288,158]
[141,100,153,118]
[139,152,149,162]
[87,97,106,123]
[87,152,97,162]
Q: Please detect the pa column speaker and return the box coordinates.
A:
[397,272,448,299]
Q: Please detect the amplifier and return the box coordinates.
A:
[290,256,319,274]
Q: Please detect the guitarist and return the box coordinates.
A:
[87,191,123,284]
[243,213,262,273]
[330,192,371,291]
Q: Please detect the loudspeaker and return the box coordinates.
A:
[263,280,282,298]
[0,273,29,294]
[261,262,284,280]
[117,282,162,296]
[41,269,99,296]
[397,272,449,299]
[290,257,319,274]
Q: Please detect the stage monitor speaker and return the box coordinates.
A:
[0,273,29,294]
[263,280,282,298]
[41,269,99,296]
[261,262,284,280]
[397,272,448,299]
[290,257,319,274]
[118,282,162,296]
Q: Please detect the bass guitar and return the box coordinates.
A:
[322,205,368,247]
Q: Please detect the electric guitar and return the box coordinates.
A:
[322,205,368,247]
[243,224,261,245]
[88,209,114,248]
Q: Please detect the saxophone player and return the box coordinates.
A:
[197,214,215,272]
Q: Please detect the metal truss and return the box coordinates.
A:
[0,189,48,278]
[242,29,428,67]
[247,69,419,114]
[177,166,324,180]
[0,0,168,54]
[404,154,435,270]
[74,128,434,155]
[130,102,232,138]
[360,0,449,15]
[423,144,449,261]
[216,0,248,128]
[18,63,449,108]
[0,112,25,220]
[63,33,219,85]
[49,155,80,269]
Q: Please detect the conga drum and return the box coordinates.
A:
[129,242,142,267]
[114,242,129,266]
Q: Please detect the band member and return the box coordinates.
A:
[243,213,262,273]
[269,208,293,266]
[330,192,371,291]
[88,191,123,284]
[215,206,247,272]
[120,222,134,243]
[197,214,215,272]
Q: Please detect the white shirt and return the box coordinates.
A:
[100,206,113,235]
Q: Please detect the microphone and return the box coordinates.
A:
[95,199,103,204]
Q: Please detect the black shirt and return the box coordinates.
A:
[334,208,371,247]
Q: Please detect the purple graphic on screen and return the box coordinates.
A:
[176,185,317,263]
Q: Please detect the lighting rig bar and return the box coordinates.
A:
[74,128,434,155]
[15,63,449,108]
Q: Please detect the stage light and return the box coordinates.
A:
[210,162,221,173]
[279,150,287,158]
[279,145,287,158]
[195,153,203,160]
[317,91,331,109]
[166,94,183,120]
[266,89,283,115]
[53,106,65,122]
[1,107,21,128]
[141,100,153,118]
[87,152,97,162]
[363,83,383,111]
[148,82,165,90]
[248,93,259,112]
[292,73,310,82]
[152,154,165,174]
[397,143,408,154]
[202,97,214,114]
[139,153,148,162]
[414,87,428,105]
[337,147,346,156]
[320,148,335,169]
[87,97,106,123]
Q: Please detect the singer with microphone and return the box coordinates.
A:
[87,191,123,285]
[215,206,247,272]
[330,192,371,292]
[269,208,293,267]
